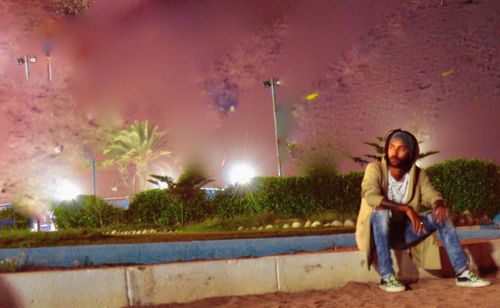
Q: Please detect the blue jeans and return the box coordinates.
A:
[371,209,468,280]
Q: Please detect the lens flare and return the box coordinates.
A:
[228,164,256,185]
[55,180,81,201]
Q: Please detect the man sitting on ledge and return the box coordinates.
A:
[355,129,491,292]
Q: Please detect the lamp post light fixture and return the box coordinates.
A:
[263,77,283,177]
[46,55,53,82]
[16,55,37,80]
[84,148,97,197]
[91,157,97,197]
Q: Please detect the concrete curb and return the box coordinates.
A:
[1,228,498,268]
[0,239,498,307]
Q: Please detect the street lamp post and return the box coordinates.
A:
[91,158,97,197]
[16,55,37,80]
[263,78,283,177]
[84,150,97,197]
[46,54,53,82]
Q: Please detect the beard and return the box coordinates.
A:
[388,156,411,169]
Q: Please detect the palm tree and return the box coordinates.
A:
[102,120,171,192]
[351,136,439,167]
[149,165,214,226]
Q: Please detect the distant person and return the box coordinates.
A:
[355,129,491,292]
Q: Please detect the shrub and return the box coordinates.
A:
[250,177,316,217]
[124,159,499,225]
[214,175,350,218]
[179,189,212,223]
[126,189,181,226]
[0,208,30,230]
[53,195,123,229]
[339,172,364,215]
[426,159,499,215]
[212,185,258,219]
[169,165,213,225]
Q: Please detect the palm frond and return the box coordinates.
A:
[419,151,440,159]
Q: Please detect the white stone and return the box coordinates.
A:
[251,226,257,230]
[311,221,322,228]
[324,223,331,227]
[331,220,343,227]
[258,226,264,230]
[304,220,312,228]
[111,230,117,235]
[344,219,355,227]
[291,221,302,228]
[237,226,244,231]
[283,224,290,229]
[265,225,273,230]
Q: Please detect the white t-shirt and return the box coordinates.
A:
[387,173,410,204]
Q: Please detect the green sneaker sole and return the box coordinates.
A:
[379,285,406,292]
[456,280,491,287]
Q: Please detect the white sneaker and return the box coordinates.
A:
[379,275,405,292]
[456,271,491,287]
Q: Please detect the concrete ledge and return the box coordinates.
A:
[0,268,128,308]
[1,228,498,268]
[126,258,278,306]
[0,239,498,307]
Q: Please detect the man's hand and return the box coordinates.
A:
[432,200,450,224]
[377,198,427,235]
[405,206,427,235]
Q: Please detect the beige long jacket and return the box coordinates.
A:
[355,158,444,270]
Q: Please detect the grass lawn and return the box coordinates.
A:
[0,211,357,249]
[0,227,355,249]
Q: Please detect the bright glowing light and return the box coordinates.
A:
[228,164,256,185]
[55,181,81,201]
[158,181,169,189]
[306,91,319,101]
[441,69,454,77]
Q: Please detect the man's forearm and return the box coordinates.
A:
[432,199,445,209]
[376,198,409,212]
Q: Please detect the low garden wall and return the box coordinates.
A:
[0,228,498,268]
[0,238,498,307]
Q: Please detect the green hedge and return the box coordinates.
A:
[212,186,255,218]
[127,188,212,226]
[53,195,123,229]
[212,173,363,218]
[52,159,499,229]
[210,159,498,220]
[174,188,212,225]
[340,172,364,215]
[0,208,30,230]
[426,159,499,215]
[126,189,182,226]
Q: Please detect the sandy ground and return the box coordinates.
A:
[158,273,499,308]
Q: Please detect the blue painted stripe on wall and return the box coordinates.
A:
[0,229,498,268]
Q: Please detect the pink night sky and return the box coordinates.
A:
[0,0,499,203]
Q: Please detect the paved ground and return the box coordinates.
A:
[157,272,500,308]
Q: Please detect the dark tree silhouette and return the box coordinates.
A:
[351,136,439,167]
